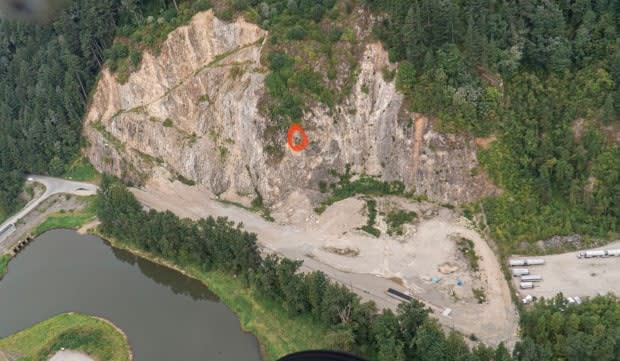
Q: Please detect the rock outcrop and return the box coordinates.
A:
[84,10,496,207]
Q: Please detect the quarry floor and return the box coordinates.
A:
[131,176,519,347]
[512,240,620,300]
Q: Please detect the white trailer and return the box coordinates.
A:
[521,274,543,282]
[606,249,620,257]
[509,259,526,266]
[512,268,529,277]
[585,250,606,258]
[520,282,534,289]
[524,258,545,265]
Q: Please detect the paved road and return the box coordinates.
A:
[0,176,97,250]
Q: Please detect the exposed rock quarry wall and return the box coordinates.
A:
[84,10,495,207]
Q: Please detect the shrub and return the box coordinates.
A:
[163,118,173,127]
[129,50,141,67]
[386,210,417,236]
[319,181,328,193]
[177,174,196,186]
[287,25,306,40]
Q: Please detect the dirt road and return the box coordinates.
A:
[132,177,518,346]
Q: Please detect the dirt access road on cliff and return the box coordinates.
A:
[132,177,518,347]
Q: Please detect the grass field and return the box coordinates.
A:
[32,197,97,236]
[103,236,330,361]
[0,254,9,280]
[0,312,130,361]
[63,157,100,183]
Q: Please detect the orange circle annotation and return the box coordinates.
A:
[287,123,309,152]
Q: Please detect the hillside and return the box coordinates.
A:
[83,9,494,210]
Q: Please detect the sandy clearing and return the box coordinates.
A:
[48,350,94,361]
[132,176,518,347]
[512,241,620,300]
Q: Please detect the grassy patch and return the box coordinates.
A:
[163,118,174,127]
[0,254,9,280]
[316,166,408,214]
[455,237,479,272]
[63,157,100,183]
[92,121,125,151]
[217,198,274,222]
[0,312,130,361]
[103,237,329,361]
[33,197,97,236]
[385,209,417,236]
[360,199,380,237]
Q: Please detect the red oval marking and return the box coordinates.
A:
[287,123,309,152]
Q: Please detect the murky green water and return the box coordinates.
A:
[0,229,261,361]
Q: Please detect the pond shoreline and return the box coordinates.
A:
[91,229,274,361]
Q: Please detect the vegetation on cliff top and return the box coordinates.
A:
[0,312,130,361]
[368,0,620,248]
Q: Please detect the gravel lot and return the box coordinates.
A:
[132,175,519,347]
[512,241,620,299]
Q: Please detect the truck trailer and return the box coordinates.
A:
[521,275,542,282]
[512,268,529,276]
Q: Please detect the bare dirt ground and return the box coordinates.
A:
[512,241,620,300]
[132,174,519,346]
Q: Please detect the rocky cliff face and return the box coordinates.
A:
[84,10,495,208]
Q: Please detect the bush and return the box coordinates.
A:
[129,50,141,67]
[192,0,211,11]
[319,181,328,193]
[177,174,196,186]
[163,118,173,127]
[287,25,306,40]
[386,210,417,236]
[327,28,343,42]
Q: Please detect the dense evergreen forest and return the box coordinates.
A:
[0,0,117,219]
[366,0,620,247]
[0,0,189,220]
[97,176,620,361]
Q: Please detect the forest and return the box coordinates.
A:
[97,176,620,361]
[0,0,195,220]
[366,0,620,247]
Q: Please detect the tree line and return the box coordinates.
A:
[98,175,620,361]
